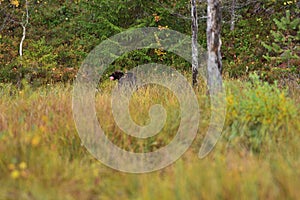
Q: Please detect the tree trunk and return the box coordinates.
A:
[230,0,236,31]
[19,0,29,57]
[207,0,222,91]
[191,0,198,86]
[198,0,225,158]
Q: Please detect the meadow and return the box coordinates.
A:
[0,0,299,199]
[0,74,299,200]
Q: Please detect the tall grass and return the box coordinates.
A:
[0,77,299,199]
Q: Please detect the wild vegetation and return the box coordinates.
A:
[0,77,299,199]
[0,0,299,199]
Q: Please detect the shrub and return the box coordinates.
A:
[224,73,299,152]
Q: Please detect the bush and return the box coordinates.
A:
[224,73,299,152]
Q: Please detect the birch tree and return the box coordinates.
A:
[19,0,29,57]
[191,0,198,86]
[207,0,223,91]
[191,0,223,87]
[198,0,225,158]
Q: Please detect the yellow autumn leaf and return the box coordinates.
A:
[10,0,19,7]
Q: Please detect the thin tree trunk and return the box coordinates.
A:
[19,0,29,57]
[230,0,236,31]
[191,0,198,86]
[17,0,29,88]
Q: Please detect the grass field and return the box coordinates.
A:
[0,75,299,200]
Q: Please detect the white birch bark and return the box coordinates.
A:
[19,0,29,57]
[191,0,198,86]
[207,0,222,91]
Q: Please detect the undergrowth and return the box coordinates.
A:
[0,77,299,199]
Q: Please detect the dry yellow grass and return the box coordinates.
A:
[0,78,299,199]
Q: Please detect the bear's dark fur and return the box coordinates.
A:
[109,71,137,89]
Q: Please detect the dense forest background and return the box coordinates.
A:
[0,0,299,86]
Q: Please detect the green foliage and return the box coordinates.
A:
[261,10,300,68]
[17,37,59,85]
[221,1,300,79]
[222,10,272,78]
[23,37,57,70]
[0,0,299,86]
[225,73,299,152]
[0,0,193,84]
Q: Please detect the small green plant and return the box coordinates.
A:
[262,10,300,68]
